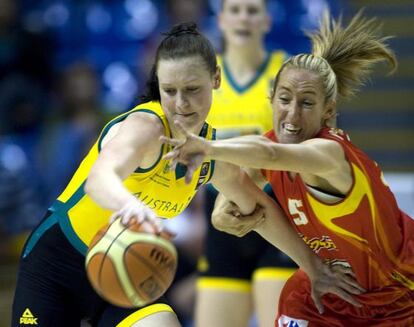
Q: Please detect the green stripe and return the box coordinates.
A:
[98,108,168,152]
[98,112,130,152]
[205,160,215,185]
[205,128,216,184]
[23,213,58,258]
[50,182,89,255]
[50,107,170,254]
[135,108,170,172]
[223,52,271,94]
[97,108,167,173]
[58,211,88,255]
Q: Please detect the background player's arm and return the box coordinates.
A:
[85,113,163,213]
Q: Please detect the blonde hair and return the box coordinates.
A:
[272,10,397,102]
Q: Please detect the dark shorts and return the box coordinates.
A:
[11,211,168,327]
[198,185,297,283]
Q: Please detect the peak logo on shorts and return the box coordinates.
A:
[278,315,308,327]
[20,308,38,325]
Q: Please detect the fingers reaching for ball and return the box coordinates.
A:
[109,198,176,240]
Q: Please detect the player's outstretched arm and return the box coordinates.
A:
[85,112,163,227]
[210,162,365,313]
[161,121,350,186]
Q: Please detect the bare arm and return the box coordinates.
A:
[211,162,321,273]
[161,122,351,192]
[244,167,268,189]
[209,135,342,175]
[85,112,164,223]
[211,163,365,313]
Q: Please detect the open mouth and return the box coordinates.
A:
[176,112,195,117]
[282,123,301,135]
[234,29,252,37]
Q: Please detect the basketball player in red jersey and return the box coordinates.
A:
[161,11,414,326]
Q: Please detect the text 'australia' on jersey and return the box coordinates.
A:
[50,101,215,254]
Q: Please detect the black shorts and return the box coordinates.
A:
[11,211,168,327]
[198,185,297,284]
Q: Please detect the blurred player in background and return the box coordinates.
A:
[196,1,296,326]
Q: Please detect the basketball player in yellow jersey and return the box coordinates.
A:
[197,1,296,327]
[11,23,363,327]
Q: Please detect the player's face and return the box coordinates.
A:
[272,68,333,144]
[219,0,270,47]
[158,56,220,134]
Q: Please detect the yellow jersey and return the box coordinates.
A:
[207,51,287,138]
[49,101,215,254]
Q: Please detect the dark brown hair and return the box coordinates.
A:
[141,22,217,102]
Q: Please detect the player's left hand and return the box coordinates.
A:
[160,120,210,184]
[308,260,366,314]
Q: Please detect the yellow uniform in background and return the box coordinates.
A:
[199,51,297,291]
[207,52,285,137]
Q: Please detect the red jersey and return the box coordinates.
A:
[263,127,414,306]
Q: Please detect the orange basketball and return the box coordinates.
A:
[85,218,177,308]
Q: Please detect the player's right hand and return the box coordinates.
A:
[110,198,174,239]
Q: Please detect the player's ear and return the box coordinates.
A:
[213,65,221,89]
[323,100,337,127]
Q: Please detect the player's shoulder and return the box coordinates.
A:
[129,101,165,130]
[126,110,165,139]
[270,49,289,60]
[317,127,351,143]
[269,50,289,67]
[303,128,352,157]
[107,102,165,143]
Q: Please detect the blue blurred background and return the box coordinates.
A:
[0,0,412,326]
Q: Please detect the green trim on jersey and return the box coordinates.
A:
[50,102,216,255]
[222,52,271,94]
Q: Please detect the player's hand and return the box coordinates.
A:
[212,201,265,237]
[308,260,366,314]
[160,120,210,184]
[110,198,175,239]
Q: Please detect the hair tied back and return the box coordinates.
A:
[162,22,200,39]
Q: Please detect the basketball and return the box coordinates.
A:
[85,217,177,308]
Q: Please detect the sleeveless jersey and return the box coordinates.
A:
[263,127,414,305]
[50,101,216,254]
[206,51,286,139]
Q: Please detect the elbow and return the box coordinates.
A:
[211,206,232,233]
[211,210,223,232]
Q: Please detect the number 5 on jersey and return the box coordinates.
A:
[288,199,309,225]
